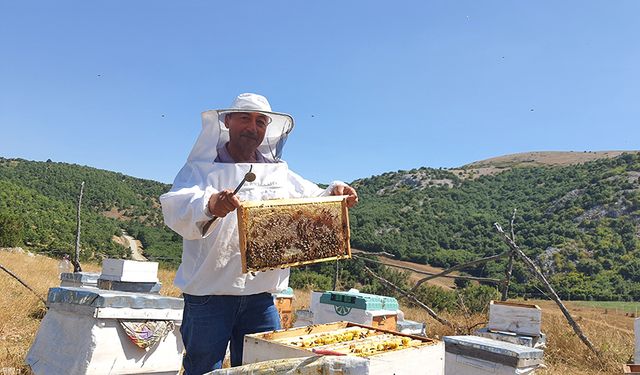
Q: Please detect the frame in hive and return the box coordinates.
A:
[237,196,351,273]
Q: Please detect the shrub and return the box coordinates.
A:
[289,270,333,290]
[0,213,24,247]
[458,284,500,313]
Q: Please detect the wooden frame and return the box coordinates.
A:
[237,196,351,273]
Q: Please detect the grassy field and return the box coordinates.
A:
[573,300,640,315]
[0,249,635,374]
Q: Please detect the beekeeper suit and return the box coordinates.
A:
[160,93,358,374]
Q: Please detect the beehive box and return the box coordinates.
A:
[237,196,351,273]
[100,259,159,283]
[315,290,399,331]
[273,287,294,329]
[243,321,444,375]
[488,301,542,337]
[27,287,184,374]
[624,364,640,375]
[444,335,544,375]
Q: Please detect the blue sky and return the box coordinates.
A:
[1,1,639,184]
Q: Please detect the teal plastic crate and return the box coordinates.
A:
[319,290,399,312]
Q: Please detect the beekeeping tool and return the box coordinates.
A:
[201,165,256,236]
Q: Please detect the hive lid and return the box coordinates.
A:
[47,287,183,310]
[319,291,399,311]
[273,287,294,298]
[59,272,100,284]
[444,335,544,363]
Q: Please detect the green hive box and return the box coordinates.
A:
[319,291,399,311]
[317,290,400,324]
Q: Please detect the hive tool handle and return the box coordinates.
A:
[201,165,254,236]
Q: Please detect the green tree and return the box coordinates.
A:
[0,213,24,247]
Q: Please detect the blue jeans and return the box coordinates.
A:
[180,292,281,375]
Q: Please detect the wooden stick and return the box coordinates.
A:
[0,264,47,305]
[501,209,517,301]
[410,251,510,293]
[353,255,502,283]
[73,181,84,272]
[501,254,514,301]
[362,265,459,332]
[494,222,602,359]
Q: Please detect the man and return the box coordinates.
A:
[160,93,358,374]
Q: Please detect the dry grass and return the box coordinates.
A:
[451,150,638,179]
[0,250,98,373]
[1,251,634,375]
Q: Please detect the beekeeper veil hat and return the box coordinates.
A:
[188,93,294,163]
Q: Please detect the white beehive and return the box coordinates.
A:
[242,321,444,375]
[488,301,542,336]
[100,259,159,283]
[444,335,544,375]
[26,287,183,374]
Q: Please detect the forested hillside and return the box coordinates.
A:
[0,158,180,261]
[1,153,639,300]
[349,152,640,300]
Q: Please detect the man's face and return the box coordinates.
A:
[224,112,270,154]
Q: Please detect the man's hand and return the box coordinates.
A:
[331,184,359,208]
[208,190,241,217]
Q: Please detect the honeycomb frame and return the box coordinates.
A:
[237,196,351,273]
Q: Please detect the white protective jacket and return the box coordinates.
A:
[160,110,341,296]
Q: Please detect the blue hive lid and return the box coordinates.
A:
[273,287,294,298]
[319,290,399,311]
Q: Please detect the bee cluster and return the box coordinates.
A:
[239,198,350,272]
[276,326,423,357]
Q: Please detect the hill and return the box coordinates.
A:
[452,150,636,179]
[0,157,181,262]
[1,152,639,300]
[348,151,640,300]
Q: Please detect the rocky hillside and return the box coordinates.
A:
[349,151,640,300]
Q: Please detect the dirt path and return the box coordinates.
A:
[122,232,147,261]
[351,249,456,289]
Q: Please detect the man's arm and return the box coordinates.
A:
[160,164,220,240]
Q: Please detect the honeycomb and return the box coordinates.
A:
[238,197,351,272]
[277,327,424,357]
